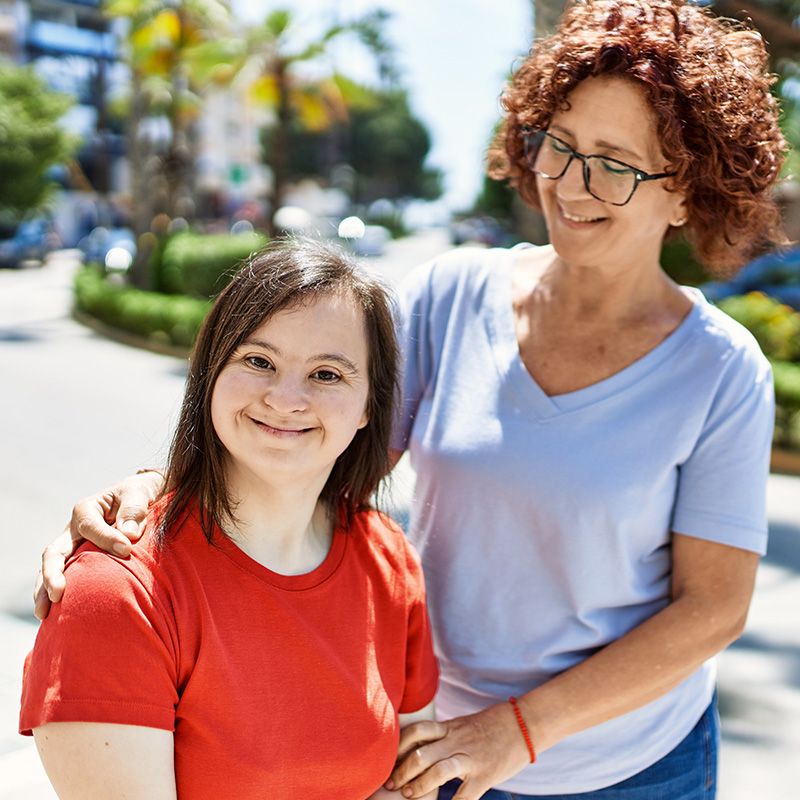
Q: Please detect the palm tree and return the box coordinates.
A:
[188,8,390,235]
[104,0,232,285]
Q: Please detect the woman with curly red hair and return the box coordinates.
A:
[35,1,787,798]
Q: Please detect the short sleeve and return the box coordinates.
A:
[398,541,439,713]
[20,546,178,735]
[672,345,774,554]
[391,261,437,452]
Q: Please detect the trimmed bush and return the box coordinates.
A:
[159,230,268,297]
[75,266,211,349]
[718,292,800,363]
[772,360,800,447]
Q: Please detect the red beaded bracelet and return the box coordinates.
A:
[508,696,537,764]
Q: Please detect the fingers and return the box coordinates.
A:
[39,528,73,609]
[387,733,453,792]
[398,755,469,799]
[115,471,163,542]
[397,720,447,759]
[33,571,51,620]
[70,494,135,555]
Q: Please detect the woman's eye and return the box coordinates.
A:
[312,370,341,383]
[246,355,273,370]
[551,139,572,154]
[599,159,634,176]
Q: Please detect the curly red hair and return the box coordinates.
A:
[488,0,788,274]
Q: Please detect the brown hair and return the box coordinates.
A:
[159,237,399,542]
[488,0,788,274]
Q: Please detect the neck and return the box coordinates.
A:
[525,245,682,325]
[222,463,334,575]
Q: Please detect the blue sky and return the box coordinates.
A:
[230,0,533,210]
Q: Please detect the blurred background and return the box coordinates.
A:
[1,0,799,797]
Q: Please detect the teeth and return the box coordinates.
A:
[561,211,600,222]
[562,210,602,223]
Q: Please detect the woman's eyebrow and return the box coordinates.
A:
[310,353,360,373]
[241,339,359,373]
[549,124,644,162]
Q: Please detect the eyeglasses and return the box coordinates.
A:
[521,129,675,206]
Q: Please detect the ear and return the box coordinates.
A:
[669,194,689,228]
[357,406,369,430]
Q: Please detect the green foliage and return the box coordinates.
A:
[158,231,268,297]
[0,61,76,219]
[273,87,442,203]
[717,292,800,362]
[659,237,708,287]
[773,360,800,411]
[772,360,800,447]
[474,175,515,219]
[74,266,211,349]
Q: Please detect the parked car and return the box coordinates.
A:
[701,246,800,310]
[0,218,53,268]
[450,215,511,247]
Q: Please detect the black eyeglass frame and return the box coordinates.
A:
[521,129,676,207]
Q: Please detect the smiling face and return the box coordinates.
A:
[210,291,370,494]
[537,75,687,271]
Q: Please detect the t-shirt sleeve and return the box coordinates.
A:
[672,343,774,554]
[19,546,178,735]
[398,541,439,713]
[391,260,438,452]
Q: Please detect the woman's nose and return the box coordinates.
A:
[556,158,591,200]
[262,375,308,414]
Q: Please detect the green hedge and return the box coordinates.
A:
[717,292,800,363]
[772,360,800,448]
[717,292,800,447]
[74,266,211,349]
[158,230,268,297]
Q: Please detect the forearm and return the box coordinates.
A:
[520,592,746,752]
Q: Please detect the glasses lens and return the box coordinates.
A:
[585,157,637,205]
[525,132,571,178]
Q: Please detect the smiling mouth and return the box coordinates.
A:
[558,204,606,223]
[250,418,313,437]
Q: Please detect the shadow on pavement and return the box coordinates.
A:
[0,328,41,343]
[718,685,783,746]
[730,631,800,690]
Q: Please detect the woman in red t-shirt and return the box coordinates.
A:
[20,239,439,800]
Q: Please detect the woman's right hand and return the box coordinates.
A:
[34,470,165,620]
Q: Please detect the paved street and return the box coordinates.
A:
[1,233,799,798]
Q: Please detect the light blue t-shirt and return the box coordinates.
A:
[391,246,774,794]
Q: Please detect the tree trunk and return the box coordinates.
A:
[128,68,155,289]
[266,59,291,237]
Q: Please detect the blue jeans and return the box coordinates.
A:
[438,696,719,800]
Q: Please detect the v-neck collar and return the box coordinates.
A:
[485,246,703,421]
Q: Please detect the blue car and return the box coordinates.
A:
[0,219,53,268]
[701,246,800,310]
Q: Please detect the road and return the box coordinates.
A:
[1,232,799,798]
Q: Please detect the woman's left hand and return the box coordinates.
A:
[385,703,531,799]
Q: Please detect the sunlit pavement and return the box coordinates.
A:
[1,235,799,798]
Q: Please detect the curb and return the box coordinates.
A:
[72,308,190,360]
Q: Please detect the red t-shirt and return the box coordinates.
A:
[20,504,438,799]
